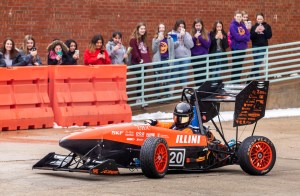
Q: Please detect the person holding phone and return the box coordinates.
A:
[242,11,252,30]
[168,19,194,87]
[250,12,272,78]
[47,39,69,65]
[190,18,211,87]
[152,23,175,99]
[106,32,128,64]
[84,34,111,65]
[209,20,229,80]
[19,35,42,66]
[229,10,250,81]
[65,39,79,65]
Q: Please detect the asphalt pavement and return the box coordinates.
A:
[0,117,299,196]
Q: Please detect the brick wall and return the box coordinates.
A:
[0,0,299,64]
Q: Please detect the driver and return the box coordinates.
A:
[145,102,216,141]
[145,102,196,134]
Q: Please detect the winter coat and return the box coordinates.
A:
[19,50,42,65]
[209,31,229,53]
[168,30,194,58]
[46,40,69,65]
[250,22,272,47]
[0,51,26,67]
[129,38,151,65]
[83,48,111,65]
[229,19,250,50]
[65,51,78,65]
[106,41,127,64]
[152,35,175,64]
[191,32,211,56]
[0,52,6,66]
[209,31,229,67]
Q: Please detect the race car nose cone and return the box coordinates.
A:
[59,137,99,158]
[59,138,71,149]
[59,138,82,155]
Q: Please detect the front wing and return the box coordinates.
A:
[32,152,119,175]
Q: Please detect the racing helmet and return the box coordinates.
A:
[173,102,193,128]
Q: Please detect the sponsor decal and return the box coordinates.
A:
[136,138,144,142]
[136,132,145,137]
[101,170,119,175]
[133,124,150,131]
[157,133,169,139]
[146,133,155,137]
[175,135,201,144]
[126,138,135,141]
[111,131,123,135]
[92,169,99,174]
[125,131,134,137]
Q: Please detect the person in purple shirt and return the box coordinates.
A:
[152,23,175,99]
[191,18,211,87]
[229,10,250,81]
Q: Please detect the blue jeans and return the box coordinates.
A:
[192,57,206,87]
[171,59,190,84]
[154,57,170,93]
[252,46,266,77]
[209,51,224,79]
[231,50,246,81]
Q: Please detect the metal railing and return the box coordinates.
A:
[127,41,300,107]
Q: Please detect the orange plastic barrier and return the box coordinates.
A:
[49,65,132,126]
[0,67,54,131]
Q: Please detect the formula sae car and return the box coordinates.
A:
[33,81,276,178]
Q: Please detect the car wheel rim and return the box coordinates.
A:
[249,141,272,170]
[154,143,168,173]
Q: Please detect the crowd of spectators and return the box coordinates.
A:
[0,10,272,106]
[130,10,272,106]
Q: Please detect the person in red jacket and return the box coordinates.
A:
[84,34,111,65]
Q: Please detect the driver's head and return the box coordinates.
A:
[173,102,193,129]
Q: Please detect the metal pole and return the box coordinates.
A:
[265,47,269,81]
[235,126,239,153]
[141,64,145,105]
[206,56,209,79]
[251,122,257,136]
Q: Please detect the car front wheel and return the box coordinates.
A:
[140,137,169,178]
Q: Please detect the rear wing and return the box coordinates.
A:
[190,81,269,127]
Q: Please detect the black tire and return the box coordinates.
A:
[140,137,169,178]
[238,136,276,175]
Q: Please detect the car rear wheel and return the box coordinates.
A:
[238,136,276,175]
[140,137,169,178]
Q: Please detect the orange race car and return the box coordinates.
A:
[33,81,276,178]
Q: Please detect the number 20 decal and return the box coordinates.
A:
[169,148,186,167]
